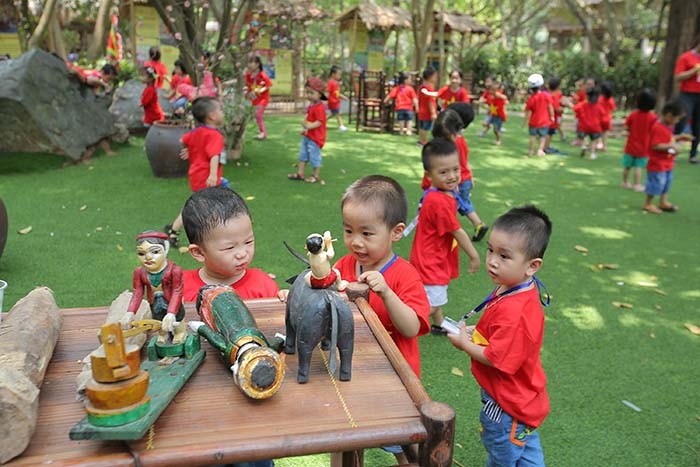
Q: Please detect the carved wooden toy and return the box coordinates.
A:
[190,285,285,399]
[304,230,348,291]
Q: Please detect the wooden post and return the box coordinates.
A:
[418,401,455,467]
[130,0,136,65]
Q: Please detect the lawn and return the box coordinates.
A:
[1,112,699,467]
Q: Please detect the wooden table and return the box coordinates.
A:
[7,297,454,467]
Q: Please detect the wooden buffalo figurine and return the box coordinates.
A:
[284,272,354,383]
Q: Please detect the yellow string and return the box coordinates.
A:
[318,343,358,428]
[146,424,155,450]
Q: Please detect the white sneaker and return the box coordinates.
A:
[339,125,348,131]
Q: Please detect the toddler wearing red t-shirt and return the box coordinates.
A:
[621,89,657,191]
[287,77,328,184]
[523,74,553,157]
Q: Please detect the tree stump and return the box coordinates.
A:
[0,287,62,464]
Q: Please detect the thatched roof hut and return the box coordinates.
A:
[436,11,491,35]
[252,0,326,20]
[336,4,412,32]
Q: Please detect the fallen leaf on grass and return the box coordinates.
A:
[612,301,633,309]
[18,226,32,234]
[574,245,589,254]
[638,281,658,288]
[684,323,700,335]
[116,244,123,252]
[653,289,667,296]
[451,367,464,377]
[649,331,656,339]
[245,196,255,201]
[596,263,619,270]
[79,205,87,211]
[95,227,103,232]
[178,246,189,255]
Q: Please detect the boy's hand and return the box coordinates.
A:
[277,289,289,303]
[206,174,217,187]
[358,270,389,296]
[446,322,473,351]
[180,147,189,160]
[468,256,480,273]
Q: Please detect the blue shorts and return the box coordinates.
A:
[483,115,493,125]
[417,119,433,131]
[490,117,503,133]
[457,180,475,215]
[396,109,414,121]
[622,153,648,169]
[298,136,322,168]
[577,131,601,141]
[480,390,545,467]
[172,96,188,110]
[529,127,548,137]
[645,170,673,196]
[328,108,340,115]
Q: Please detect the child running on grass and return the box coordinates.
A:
[523,73,554,157]
[409,138,480,335]
[327,65,349,131]
[417,67,439,146]
[287,77,327,185]
[622,89,657,191]
[574,85,605,160]
[643,100,688,214]
[384,72,418,136]
[485,78,508,146]
[420,104,489,241]
[447,204,552,467]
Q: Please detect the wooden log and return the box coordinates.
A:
[0,287,62,464]
[418,401,455,467]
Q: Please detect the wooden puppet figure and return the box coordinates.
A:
[304,231,348,291]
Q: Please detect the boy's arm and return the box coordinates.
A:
[452,228,480,273]
[206,155,220,187]
[420,87,439,97]
[447,323,493,366]
[303,119,322,130]
[522,110,531,127]
[358,270,421,337]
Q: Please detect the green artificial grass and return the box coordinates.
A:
[1,113,699,467]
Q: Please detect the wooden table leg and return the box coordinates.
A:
[330,450,363,467]
[418,401,455,467]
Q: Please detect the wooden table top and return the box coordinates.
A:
[8,298,430,467]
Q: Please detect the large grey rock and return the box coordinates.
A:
[0,49,116,161]
[110,79,174,132]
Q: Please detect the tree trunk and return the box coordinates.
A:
[411,0,436,70]
[87,0,113,60]
[47,13,66,59]
[26,0,60,50]
[657,0,700,104]
[437,2,446,81]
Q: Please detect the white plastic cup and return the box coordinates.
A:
[0,280,6,320]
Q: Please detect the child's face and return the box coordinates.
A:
[661,112,682,127]
[306,87,321,102]
[195,215,255,282]
[425,152,461,192]
[342,202,401,272]
[247,60,259,72]
[206,101,224,126]
[332,70,342,80]
[136,240,168,274]
[485,228,539,289]
[450,72,462,87]
[484,77,493,88]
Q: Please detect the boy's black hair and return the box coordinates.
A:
[148,46,161,61]
[586,85,601,104]
[422,67,437,80]
[636,88,656,112]
[432,109,464,139]
[182,186,251,245]
[600,80,613,99]
[329,65,341,76]
[191,97,219,124]
[174,59,185,72]
[548,77,561,91]
[445,102,475,129]
[101,64,117,76]
[341,175,408,229]
[661,99,685,117]
[397,71,409,85]
[421,137,458,171]
[493,205,552,260]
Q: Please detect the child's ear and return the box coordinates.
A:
[390,223,405,242]
[526,258,543,278]
[188,244,206,264]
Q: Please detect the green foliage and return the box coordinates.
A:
[116,59,138,83]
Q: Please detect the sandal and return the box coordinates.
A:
[642,205,662,215]
[164,224,179,248]
[305,176,326,185]
[659,204,679,212]
[287,173,304,181]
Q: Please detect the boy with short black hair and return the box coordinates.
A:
[409,138,480,334]
[180,186,281,303]
[327,65,348,131]
[288,77,328,184]
[447,204,552,467]
[165,97,230,247]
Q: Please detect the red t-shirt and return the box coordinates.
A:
[488,93,507,121]
[549,90,562,129]
[181,126,224,191]
[573,101,604,134]
[524,91,552,128]
[624,110,656,158]
[438,85,470,108]
[327,78,341,110]
[647,120,676,172]
[334,255,430,377]
[573,89,587,104]
[170,74,192,94]
[417,84,437,121]
[388,84,417,111]
[409,190,461,285]
[144,60,168,88]
[245,71,272,106]
[141,84,164,124]
[674,49,700,93]
[599,96,616,127]
[182,268,279,303]
[471,286,549,428]
[304,102,327,149]
[421,135,470,189]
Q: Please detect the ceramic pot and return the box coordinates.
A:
[144,121,190,178]
[0,198,7,261]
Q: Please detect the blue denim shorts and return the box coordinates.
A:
[529,126,548,137]
[490,117,503,133]
[298,136,322,168]
[396,109,414,121]
[645,170,673,196]
[458,180,475,215]
[329,108,340,115]
[622,153,648,169]
[577,131,601,141]
[480,390,545,467]
[417,119,433,131]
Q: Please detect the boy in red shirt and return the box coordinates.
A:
[410,138,480,333]
[164,97,230,247]
[384,72,418,136]
[485,79,508,146]
[447,204,552,467]
[643,100,687,214]
[327,65,348,131]
[523,74,554,157]
[140,66,164,127]
[621,89,657,191]
[417,67,439,146]
[598,81,616,151]
[573,86,605,160]
[287,77,327,184]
